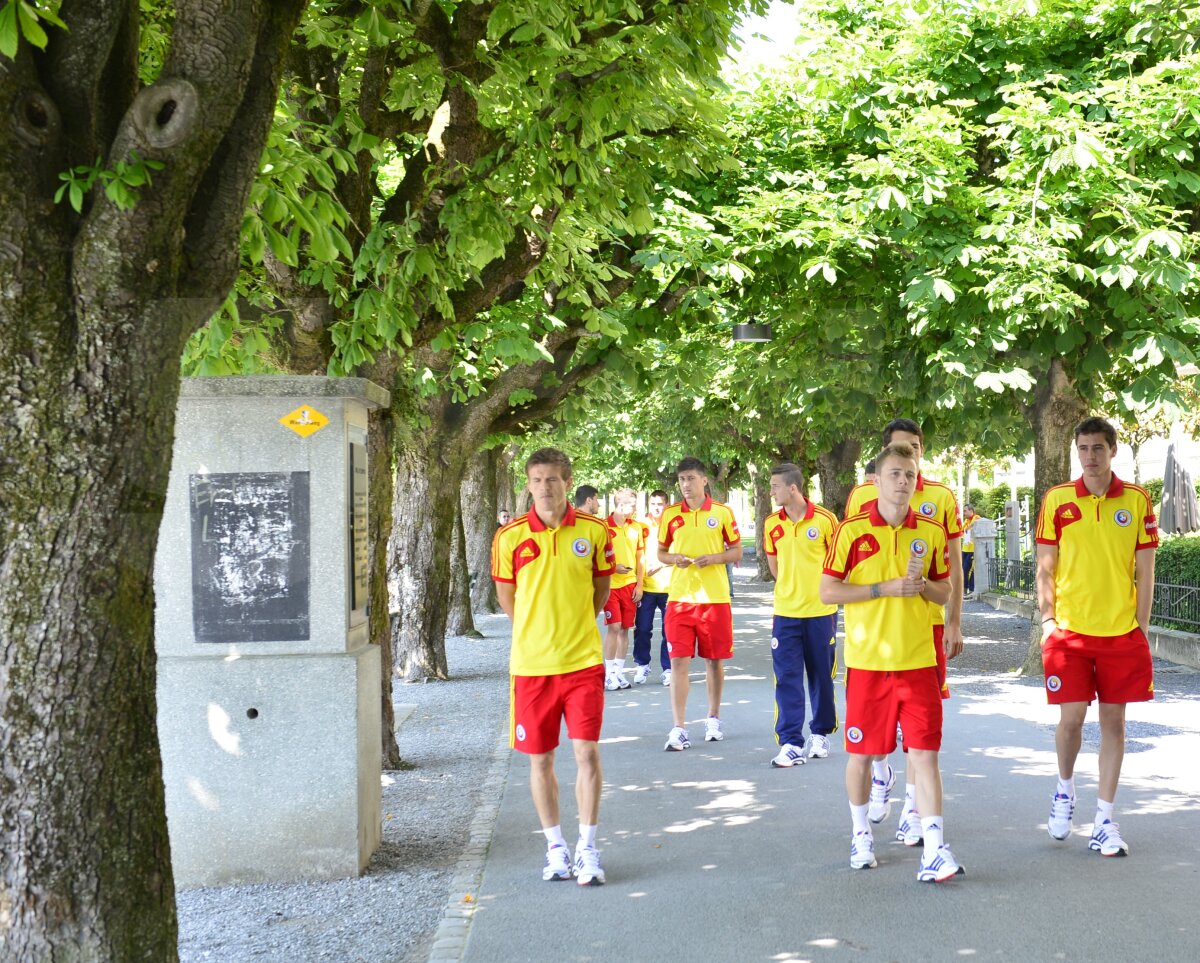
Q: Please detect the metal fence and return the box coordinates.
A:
[983,518,1200,632]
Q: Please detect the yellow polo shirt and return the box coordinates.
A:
[606,514,645,590]
[844,474,961,626]
[823,503,951,670]
[1035,475,1158,636]
[658,497,740,604]
[640,516,672,593]
[491,507,615,675]
[763,500,838,618]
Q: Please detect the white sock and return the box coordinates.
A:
[543,825,567,848]
[605,659,616,676]
[578,824,597,849]
[904,783,917,811]
[871,760,891,782]
[1057,776,1075,798]
[921,816,944,857]
[1096,799,1114,825]
[850,802,871,834]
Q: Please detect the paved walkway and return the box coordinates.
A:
[447,574,1200,963]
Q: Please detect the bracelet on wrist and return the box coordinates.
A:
[1042,617,1056,624]
[870,583,881,599]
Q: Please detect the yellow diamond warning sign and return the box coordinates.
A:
[279,405,330,438]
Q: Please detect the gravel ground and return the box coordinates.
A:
[176,568,1199,962]
[176,613,514,963]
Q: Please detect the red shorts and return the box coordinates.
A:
[603,584,636,627]
[934,624,950,700]
[1042,627,1154,705]
[844,666,943,754]
[510,664,605,754]
[665,602,733,660]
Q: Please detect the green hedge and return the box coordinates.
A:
[1155,533,1200,585]
[967,485,1033,520]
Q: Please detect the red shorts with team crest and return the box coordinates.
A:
[603,583,636,627]
[510,664,604,754]
[1042,627,1153,705]
[665,602,734,660]
[844,666,942,754]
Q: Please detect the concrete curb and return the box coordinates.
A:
[979,592,1200,669]
[424,714,512,963]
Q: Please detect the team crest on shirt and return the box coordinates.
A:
[706,517,719,528]
[771,637,779,649]
[1046,675,1062,693]
[806,526,820,540]
[572,537,591,557]
[910,539,928,558]
[515,724,527,742]
[919,501,936,516]
[1113,509,1132,528]
[847,726,864,744]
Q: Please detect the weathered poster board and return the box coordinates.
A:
[189,472,311,642]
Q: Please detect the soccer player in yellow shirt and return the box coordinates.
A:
[821,443,964,882]
[492,448,615,885]
[633,489,673,685]
[658,457,742,749]
[1036,417,1157,857]
[762,463,839,766]
[603,488,645,690]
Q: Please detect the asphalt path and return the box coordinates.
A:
[459,576,1200,963]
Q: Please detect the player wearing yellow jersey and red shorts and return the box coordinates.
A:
[821,442,964,883]
[658,457,742,750]
[763,463,839,767]
[603,488,645,690]
[844,418,963,844]
[633,489,673,685]
[1036,417,1157,858]
[492,448,615,886]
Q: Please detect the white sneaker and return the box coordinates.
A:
[633,665,649,685]
[917,844,964,882]
[604,673,621,691]
[704,717,724,742]
[770,744,806,768]
[868,764,895,823]
[543,844,572,881]
[573,845,605,885]
[1089,819,1129,857]
[808,734,830,759]
[896,809,923,847]
[664,726,690,751]
[661,670,672,687]
[850,831,877,869]
[1047,792,1075,841]
[614,671,631,690]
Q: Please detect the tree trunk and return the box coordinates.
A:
[368,405,403,769]
[446,501,482,637]
[753,470,775,582]
[463,448,501,615]
[496,443,519,514]
[0,3,305,956]
[816,437,862,516]
[1018,358,1088,676]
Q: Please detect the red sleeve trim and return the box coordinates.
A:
[822,566,846,580]
[594,564,617,577]
[929,570,949,582]
[492,576,516,584]
[1035,537,1058,545]
[1135,542,1158,551]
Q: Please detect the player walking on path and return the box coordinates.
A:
[603,488,645,690]
[492,448,615,885]
[762,463,839,767]
[633,489,673,685]
[657,458,742,750]
[1036,417,1158,857]
[821,442,965,882]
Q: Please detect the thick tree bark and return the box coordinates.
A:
[368,405,404,769]
[0,2,306,957]
[1018,358,1088,676]
[446,502,481,637]
[496,444,519,514]
[753,470,774,582]
[463,448,501,615]
[816,437,862,516]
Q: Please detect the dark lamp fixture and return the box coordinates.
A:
[732,321,773,343]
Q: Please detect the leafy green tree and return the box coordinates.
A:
[1,1,306,956]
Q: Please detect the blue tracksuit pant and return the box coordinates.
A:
[772,613,838,747]
[632,591,670,670]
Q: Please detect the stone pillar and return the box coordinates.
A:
[155,377,389,887]
[971,517,997,597]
